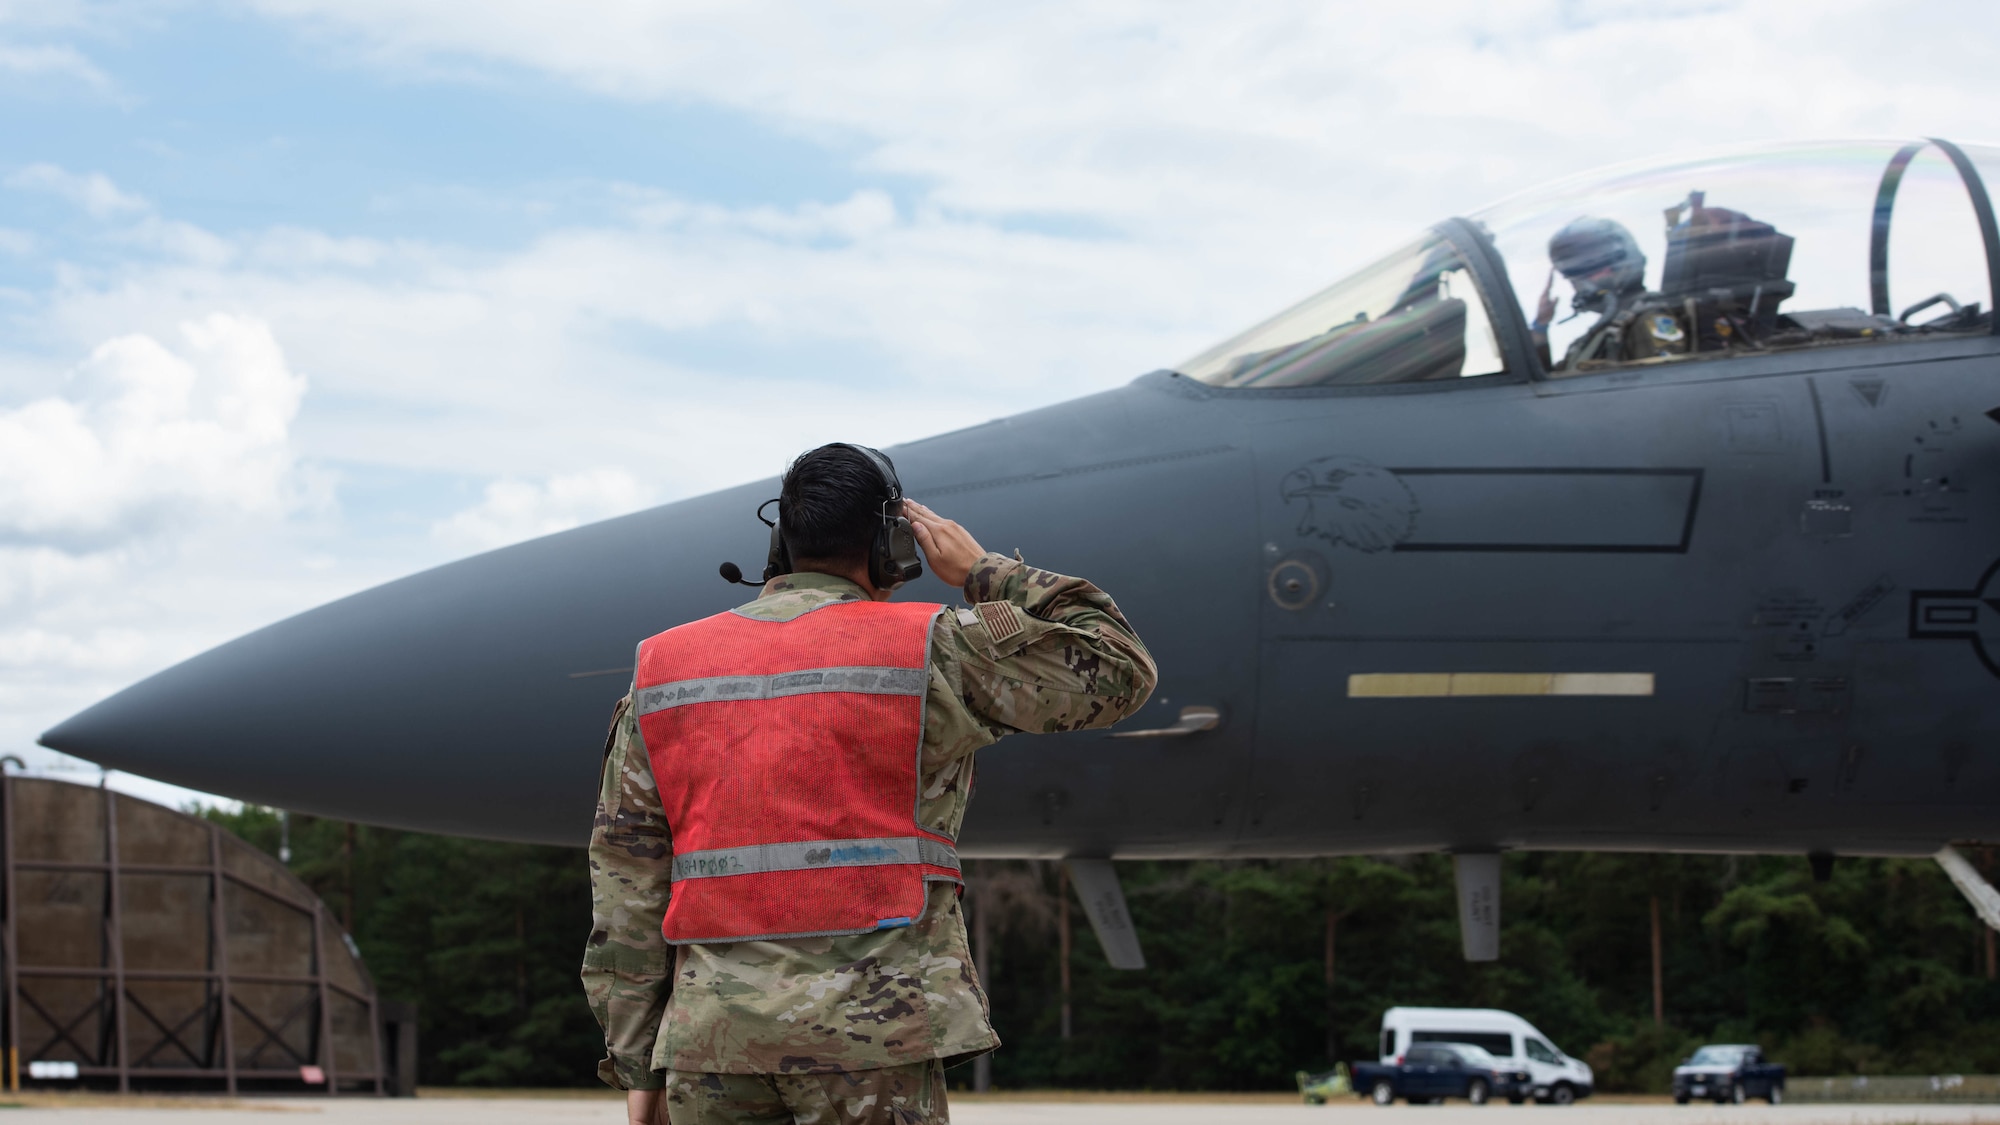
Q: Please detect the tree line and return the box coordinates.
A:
[198,806,2000,1091]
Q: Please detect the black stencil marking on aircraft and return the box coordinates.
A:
[1909,556,2000,679]
[1825,575,1896,636]
[1383,467,1704,554]
[1742,676,1850,716]
[1280,457,1417,553]
[1752,592,1825,628]
[1807,378,1832,483]
[1725,401,1785,454]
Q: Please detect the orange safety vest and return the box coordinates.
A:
[632,598,961,944]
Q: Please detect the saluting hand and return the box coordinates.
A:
[904,500,986,591]
[1535,267,1558,330]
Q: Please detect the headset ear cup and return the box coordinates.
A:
[764,522,790,583]
[886,517,923,585]
[868,518,923,589]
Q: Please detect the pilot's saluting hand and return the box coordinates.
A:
[1535,267,1558,330]
[904,500,986,589]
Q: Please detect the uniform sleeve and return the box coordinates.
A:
[946,551,1158,739]
[580,695,673,1090]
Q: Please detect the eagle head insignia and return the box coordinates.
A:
[1279,456,1417,553]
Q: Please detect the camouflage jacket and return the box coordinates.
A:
[582,553,1157,1084]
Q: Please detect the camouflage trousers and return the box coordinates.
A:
[661,1059,948,1124]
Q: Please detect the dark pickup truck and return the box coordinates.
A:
[1352,1043,1531,1106]
[1672,1044,1787,1104]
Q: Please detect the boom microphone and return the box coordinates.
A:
[719,561,765,587]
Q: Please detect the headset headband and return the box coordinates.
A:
[838,443,903,506]
[723,443,917,589]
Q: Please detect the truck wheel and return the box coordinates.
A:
[1550,1083,1575,1106]
[1674,1094,1689,1105]
[1467,1080,1489,1105]
[1730,1083,1746,1104]
[1508,1095,1525,1105]
[1372,1081,1395,1106]
[1767,1086,1783,1105]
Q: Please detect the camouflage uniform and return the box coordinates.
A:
[582,552,1156,1115]
[664,1061,946,1124]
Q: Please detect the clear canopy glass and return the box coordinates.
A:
[1180,140,1995,387]
[1176,231,1507,387]
[1478,139,1993,375]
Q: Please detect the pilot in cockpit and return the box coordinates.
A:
[1531,216,1689,371]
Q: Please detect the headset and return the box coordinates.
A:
[719,444,924,591]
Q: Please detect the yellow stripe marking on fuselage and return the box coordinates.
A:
[1347,673,1653,698]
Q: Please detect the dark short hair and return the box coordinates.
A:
[780,444,891,565]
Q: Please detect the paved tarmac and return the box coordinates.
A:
[4,1094,2000,1123]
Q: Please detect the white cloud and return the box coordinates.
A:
[0,1,108,29]
[5,164,234,265]
[244,1,1999,232]
[229,0,2000,371]
[0,314,322,750]
[0,42,110,91]
[8,162,147,219]
[0,314,307,547]
[433,468,650,551]
[22,183,1187,501]
[0,313,374,810]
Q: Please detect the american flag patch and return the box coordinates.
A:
[975,601,1026,646]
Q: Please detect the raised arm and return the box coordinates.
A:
[907,495,1155,739]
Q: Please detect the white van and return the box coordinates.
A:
[1378,1007,1594,1105]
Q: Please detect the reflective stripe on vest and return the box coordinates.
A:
[634,598,956,945]
[671,836,961,881]
[636,666,927,715]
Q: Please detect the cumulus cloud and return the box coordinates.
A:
[0,315,308,548]
[0,313,345,807]
[23,183,1177,503]
[433,468,651,551]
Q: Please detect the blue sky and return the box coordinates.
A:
[0,0,1991,810]
[0,7,887,245]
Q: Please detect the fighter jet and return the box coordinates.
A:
[41,137,2000,962]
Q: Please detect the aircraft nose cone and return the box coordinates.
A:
[40,489,758,844]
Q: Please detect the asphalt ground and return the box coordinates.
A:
[0,1093,1997,1124]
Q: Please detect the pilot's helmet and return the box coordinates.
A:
[1549,217,1647,310]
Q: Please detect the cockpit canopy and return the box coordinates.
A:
[1179,139,1998,387]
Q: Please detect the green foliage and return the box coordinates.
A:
[196,806,602,1088]
[186,808,2000,1091]
[977,852,2000,1091]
